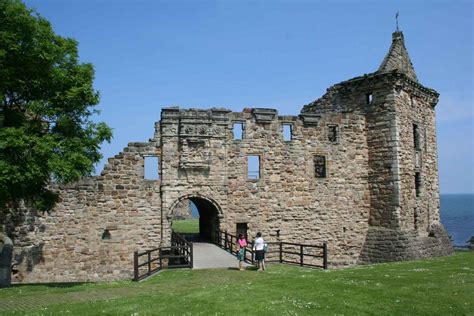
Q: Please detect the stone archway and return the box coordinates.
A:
[170,195,222,242]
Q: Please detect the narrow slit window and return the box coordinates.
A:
[144,156,160,180]
[413,124,420,149]
[247,155,260,180]
[282,124,292,141]
[314,155,326,178]
[233,122,243,140]
[328,125,338,142]
[415,172,421,197]
[366,93,373,104]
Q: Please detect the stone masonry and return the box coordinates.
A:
[3,30,452,283]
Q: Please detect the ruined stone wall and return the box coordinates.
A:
[4,74,452,283]
[8,141,162,283]
[172,200,192,220]
[224,107,370,267]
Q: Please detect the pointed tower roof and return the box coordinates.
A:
[377,31,418,82]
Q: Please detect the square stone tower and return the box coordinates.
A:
[302,31,452,262]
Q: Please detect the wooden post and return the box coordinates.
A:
[300,245,304,266]
[133,251,139,281]
[147,251,151,276]
[190,242,194,268]
[224,231,228,251]
[323,243,328,270]
[279,242,283,263]
[251,243,254,265]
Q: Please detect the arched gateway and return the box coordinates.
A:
[169,195,222,242]
[5,30,452,283]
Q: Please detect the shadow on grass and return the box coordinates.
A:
[226,266,259,271]
[12,282,92,288]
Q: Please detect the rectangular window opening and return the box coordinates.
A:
[233,122,243,140]
[413,123,420,149]
[415,172,421,197]
[314,155,326,178]
[282,124,292,141]
[144,156,160,180]
[236,223,248,240]
[328,125,338,142]
[247,155,260,180]
[366,93,373,105]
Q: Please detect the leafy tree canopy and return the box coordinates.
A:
[0,0,112,212]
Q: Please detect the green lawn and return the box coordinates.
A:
[172,218,199,234]
[0,251,473,315]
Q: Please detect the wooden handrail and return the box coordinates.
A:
[213,229,328,269]
[133,230,194,281]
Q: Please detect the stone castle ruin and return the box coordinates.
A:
[4,31,452,283]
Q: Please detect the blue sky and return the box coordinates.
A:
[24,0,473,194]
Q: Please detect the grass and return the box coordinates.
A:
[172,219,199,234]
[0,251,472,315]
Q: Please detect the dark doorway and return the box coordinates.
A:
[171,197,220,242]
[236,223,248,240]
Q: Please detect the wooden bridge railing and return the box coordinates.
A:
[214,229,328,269]
[133,231,193,281]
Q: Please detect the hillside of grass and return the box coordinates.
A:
[0,251,472,315]
[172,219,199,234]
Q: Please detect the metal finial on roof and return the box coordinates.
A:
[396,11,400,31]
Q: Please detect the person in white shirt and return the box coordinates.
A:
[253,232,266,271]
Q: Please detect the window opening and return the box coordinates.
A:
[236,223,248,240]
[366,93,373,104]
[101,229,111,240]
[413,124,420,150]
[144,156,160,180]
[233,122,243,140]
[415,172,421,197]
[247,155,260,180]
[328,125,338,142]
[282,124,292,141]
[314,155,326,178]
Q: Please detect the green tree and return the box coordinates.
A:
[0,0,112,213]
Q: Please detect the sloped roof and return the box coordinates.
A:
[377,31,418,82]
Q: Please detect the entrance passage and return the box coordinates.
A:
[171,196,220,242]
[192,242,248,269]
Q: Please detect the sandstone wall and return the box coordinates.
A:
[8,141,162,283]
[224,109,370,267]
[395,84,441,233]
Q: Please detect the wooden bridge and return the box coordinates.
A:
[133,230,328,281]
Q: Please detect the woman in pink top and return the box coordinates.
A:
[237,234,247,271]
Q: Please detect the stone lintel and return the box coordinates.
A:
[299,113,321,126]
[251,108,278,123]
